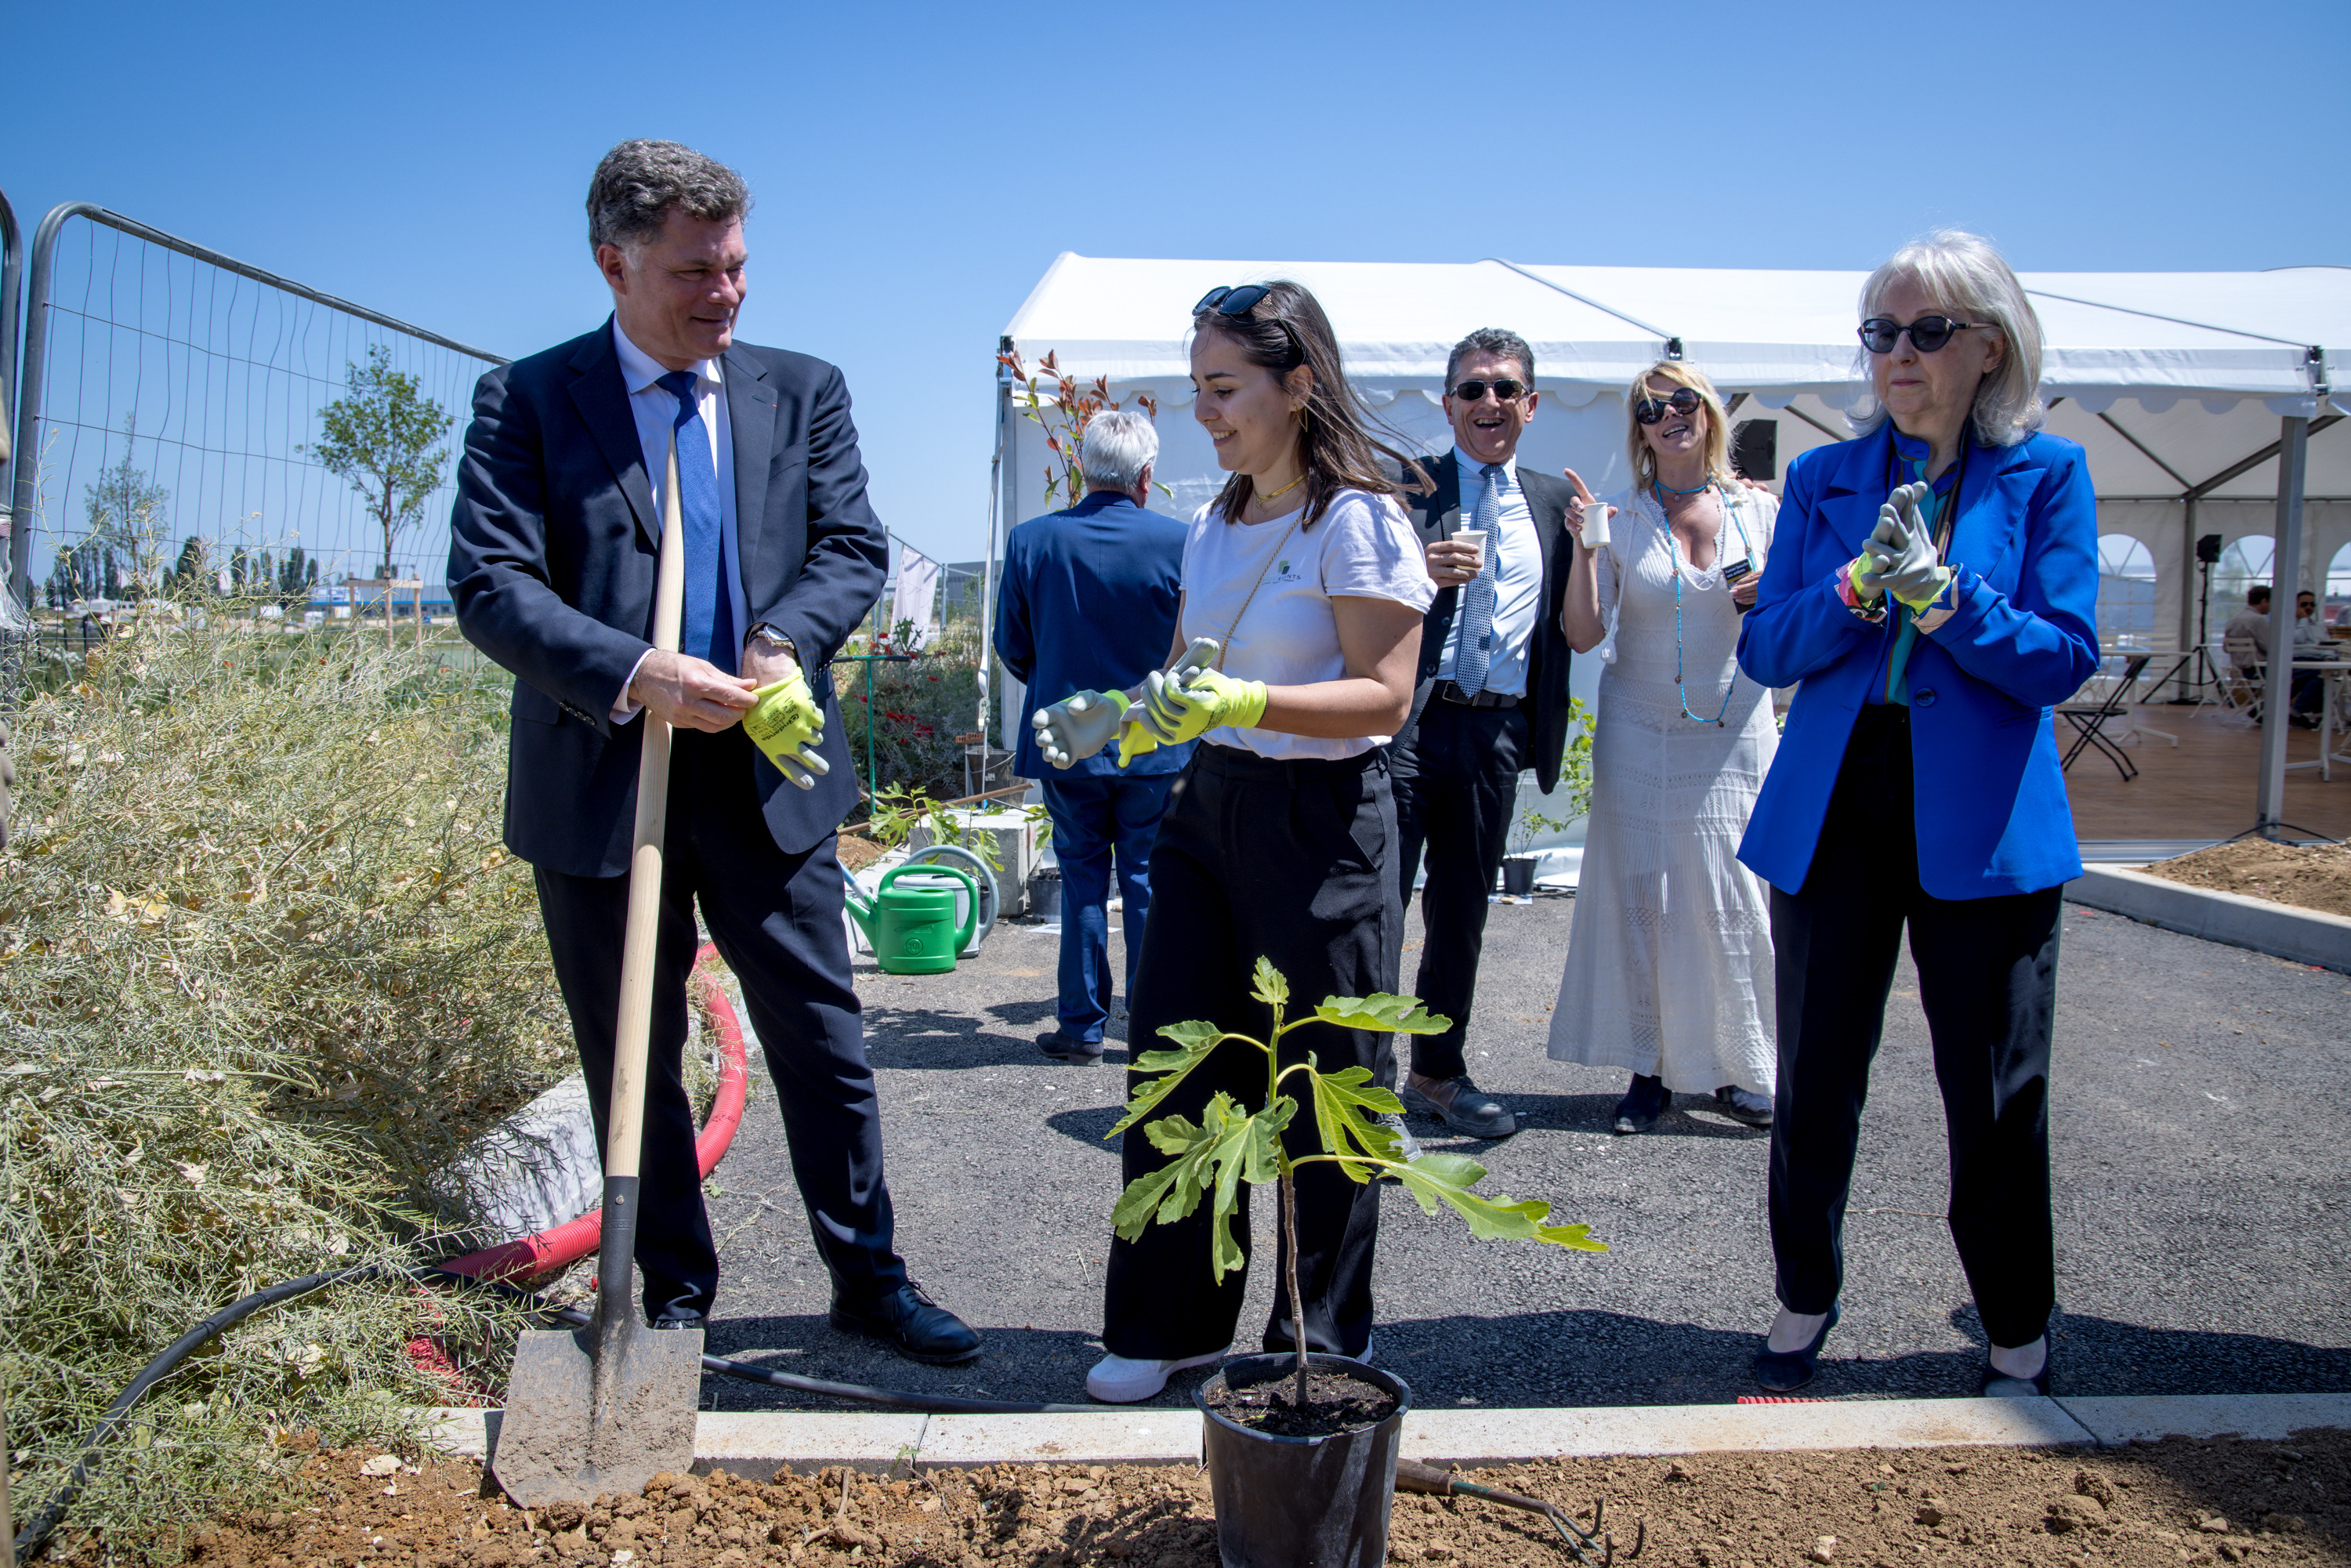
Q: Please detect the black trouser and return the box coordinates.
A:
[1766,705,2059,1350]
[1102,743,1400,1360]
[534,725,907,1322]
[1389,699,1529,1080]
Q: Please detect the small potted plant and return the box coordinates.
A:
[1110,959,1603,1568]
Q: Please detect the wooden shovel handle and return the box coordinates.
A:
[606,433,687,1180]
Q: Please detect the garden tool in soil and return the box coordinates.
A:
[1395,1458,1643,1565]
[1031,637,1219,768]
[745,667,828,788]
[491,434,705,1508]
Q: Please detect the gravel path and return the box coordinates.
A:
[695,889,2351,1412]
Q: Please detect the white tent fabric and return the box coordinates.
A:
[993,255,2350,838]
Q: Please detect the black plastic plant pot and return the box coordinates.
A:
[1194,1353,1411,1568]
[1500,855,1538,896]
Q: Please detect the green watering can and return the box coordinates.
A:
[845,862,980,975]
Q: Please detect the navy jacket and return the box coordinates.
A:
[447,320,887,876]
[993,490,1190,779]
[1736,423,2099,900]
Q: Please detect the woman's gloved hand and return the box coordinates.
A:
[1851,481,1951,610]
[744,671,829,789]
[1033,690,1130,769]
[1137,665,1270,744]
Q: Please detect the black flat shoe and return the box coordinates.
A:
[1980,1343,2052,1397]
[1753,1303,1840,1392]
[1613,1074,1669,1135]
[829,1280,982,1364]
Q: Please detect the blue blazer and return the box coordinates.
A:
[993,491,1191,779]
[448,320,886,875]
[1735,423,2099,901]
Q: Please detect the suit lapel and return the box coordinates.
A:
[568,322,659,551]
[1948,444,2041,584]
[1818,424,1894,556]
[724,346,777,585]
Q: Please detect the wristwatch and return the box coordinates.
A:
[748,624,799,662]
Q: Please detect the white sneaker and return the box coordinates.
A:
[1085,1346,1230,1403]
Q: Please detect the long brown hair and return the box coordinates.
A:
[1194,280,1409,527]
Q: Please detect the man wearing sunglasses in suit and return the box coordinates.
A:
[1386,328,1579,1140]
[447,140,979,1364]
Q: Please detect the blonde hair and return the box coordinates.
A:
[1625,361,1735,489]
[1849,229,2046,448]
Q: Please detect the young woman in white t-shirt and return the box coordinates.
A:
[1029,280,1435,1403]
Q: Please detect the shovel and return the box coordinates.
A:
[492,433,706,1506]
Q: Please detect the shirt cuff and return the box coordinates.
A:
[1837,559,1887,623]
[610,649,655,723]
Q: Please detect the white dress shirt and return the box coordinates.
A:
[1434,446,1543,697]
[609,320,749,719]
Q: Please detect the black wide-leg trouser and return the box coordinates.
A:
[1766,705,2060,1352]
[1102,742,1401,1361]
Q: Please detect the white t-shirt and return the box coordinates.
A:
[1179,487,1436,760]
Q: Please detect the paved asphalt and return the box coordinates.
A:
[695,888,2351,1413]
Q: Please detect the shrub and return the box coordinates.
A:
[834,624,986,802]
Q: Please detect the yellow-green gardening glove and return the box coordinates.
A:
[1853,481,1951,611]
[1033,690,1130,769]
[1137,665,1270,744]
[744,669,829,790]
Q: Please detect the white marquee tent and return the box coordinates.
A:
[990,255,2350,838]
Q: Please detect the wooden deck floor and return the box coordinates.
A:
[2065,700,2351,843]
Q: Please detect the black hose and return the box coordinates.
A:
[13,1263,1089,1562]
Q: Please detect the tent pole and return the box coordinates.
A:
[2175,495,2198,701]
[2254,415,2309,838]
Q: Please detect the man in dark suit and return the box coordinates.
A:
[1389,328,1578,1140]
[993,410,1191,1063]
[448,140,976,1363]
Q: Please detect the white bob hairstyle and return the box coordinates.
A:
[1078,407,1160,493]
[1849,229,2046,449]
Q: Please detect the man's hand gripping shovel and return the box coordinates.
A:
[491,436,705,1506]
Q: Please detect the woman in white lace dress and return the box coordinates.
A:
[1547,362,1778,1134]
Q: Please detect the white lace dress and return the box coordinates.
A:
[1547,485,1779,1094]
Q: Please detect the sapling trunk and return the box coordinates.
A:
[1279,1164,1310,1410]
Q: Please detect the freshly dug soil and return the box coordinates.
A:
[1201,1367,1400,1438]
[132,1426,2349,1567]
[2143,839,2351,919]
[836,834,886,874]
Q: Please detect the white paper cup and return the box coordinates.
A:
[1451,528,1486,575]
[1579,504,1612,549]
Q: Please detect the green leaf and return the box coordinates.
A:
[1306,1060,1407,1182]
[1393,1156,1607,1251]
[1107,1019,1246,1140]
[1314,993,1453,1035]
[1110,1093,1292,1283]
[1249,957,1289,1008]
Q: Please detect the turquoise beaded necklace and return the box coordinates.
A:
[1656,475,1755,726]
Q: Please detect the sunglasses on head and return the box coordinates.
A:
[1633,386,1704,425]
[1450,378,1527,404]
[1857,315,1985,354]
[1195,284,1273,318]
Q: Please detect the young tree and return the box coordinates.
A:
[170,536,210,597]
[79,416,172,601]
[306,344,455,579]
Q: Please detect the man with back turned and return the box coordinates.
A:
[447,139,977,1363]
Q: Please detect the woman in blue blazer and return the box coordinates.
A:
[1735,231,2099,1397]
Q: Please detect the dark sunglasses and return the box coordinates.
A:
[1633,386,1704,425]
[1195,284,1273,317]
[1450,378,1528,404]
[1857,315,1986,354]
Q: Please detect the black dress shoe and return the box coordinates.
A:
[1753,1303,1840,1392]
[1036,1030,1104,1064]
[1980,1342,2052,1397]
[829,1281,981,1364]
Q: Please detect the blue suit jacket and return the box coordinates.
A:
[993,491,1191,779]
[447,320,886,876]
[1735,424,2099,900]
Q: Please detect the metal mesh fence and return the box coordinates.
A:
[9,205,503,613]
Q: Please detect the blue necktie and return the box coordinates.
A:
[1454,463,1503,696]
[657,370,734,674]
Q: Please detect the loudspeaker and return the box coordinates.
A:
[2196,532,2223,564]
[1731,419,1777,482]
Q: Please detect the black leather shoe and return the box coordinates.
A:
[1980,1342,2052,1397]
[1753,1303,1840,1392]
[1036,1030,1104,1064]
[829,1281,981,1364]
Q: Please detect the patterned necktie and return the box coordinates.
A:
[657,369,734,674]
[1454,462,1503,696]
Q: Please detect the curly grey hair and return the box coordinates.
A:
[1849,230,2045,447]
[587,139,752,254]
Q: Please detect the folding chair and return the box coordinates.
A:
[2057,653,2152,779]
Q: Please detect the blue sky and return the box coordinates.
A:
[9,0,2346,570]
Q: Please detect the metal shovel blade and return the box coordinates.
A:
[490,1320,703,1508]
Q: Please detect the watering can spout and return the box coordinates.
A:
[842,871,879,946]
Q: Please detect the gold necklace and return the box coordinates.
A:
[1255,469,1309,504]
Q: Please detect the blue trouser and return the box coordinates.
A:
[1040,771,1176,1042]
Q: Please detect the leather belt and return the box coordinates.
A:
[1434,680,1517,710]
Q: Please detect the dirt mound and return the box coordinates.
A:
[2143,838,2351,919]
[114,1426,2351,1566]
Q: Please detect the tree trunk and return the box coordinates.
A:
[1279,1164,1310,1410]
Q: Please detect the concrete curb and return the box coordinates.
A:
[419,1392,2351,1476]
[2063,864,2351,972]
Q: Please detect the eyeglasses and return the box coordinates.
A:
[1633,386,1704,425]
[1450,378,1528,404]
[1857,315,1986,354]
[1195,284,1273,318]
